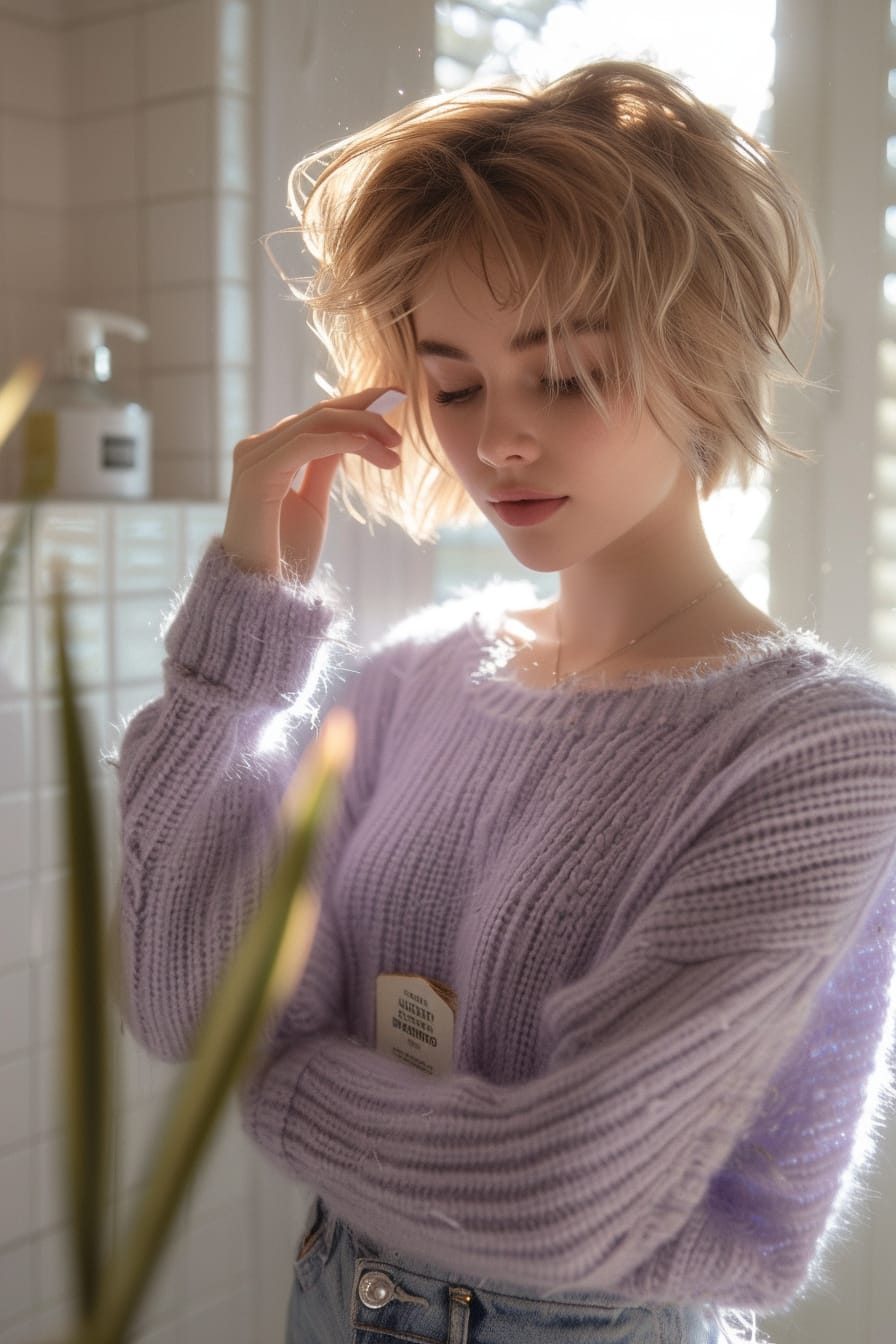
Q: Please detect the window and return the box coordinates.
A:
[432,0,778,611]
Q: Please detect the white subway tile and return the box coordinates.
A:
[68,12,137,115]
[0,207,66,297]
[33,1224,72,1308]
[0,1055,29,1147]
[35,599,109,690]
[147,285,214,369]
[31,869,63,961]
[112,506,181,592]
[218,0,250,94]
[185,1103,249,1221]
[35,949,58,1054]
[0,507,29,601]
[129,1315,180,1344]
[3,294,65,372]
[33,1132,66,1232]
[0,1238,33,1327]
[14,1301,71,1344]
[216,283,250,366]
[0,965,30,1055]
[216,194,250,281]
[0,878,30,969]
[144,96,212,198]
[0,796,30,879]
[35,782,108,878]
[70,111,138,208]
[0,18,64,117]
[143,0,216,100]
[153,454,215,499]
[184,1208,251,1303]
[0,0,63,20]
[0,702,28,790]
[179,1283,251,1344]
[112,595,169,682]
[0,603,30,696]
[125,1198,185,1326]
[0,114,65,209]
[217,94,249,192]
[0,1149,30,1250]
[35,1041,56,1138]
[111,678,164,737]
[214,448,234,501]
[70,205,139,297]
[146,196,215,287]
[35,689,110,787]
[34,505,108,598]
[69,0,137,20]
[183,503,226,571]
[216,363,250,464]
[148,370,213,458]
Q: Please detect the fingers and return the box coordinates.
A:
[235,393,405,476]
[289,453,342,519]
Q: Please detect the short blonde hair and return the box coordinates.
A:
[273,60,822,543]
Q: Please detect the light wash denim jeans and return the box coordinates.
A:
[285,1199,722,1344]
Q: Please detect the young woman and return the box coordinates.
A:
[113,61,896,1344]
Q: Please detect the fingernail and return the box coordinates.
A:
[366,389,407,415]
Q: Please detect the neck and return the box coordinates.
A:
[553,470,729,669]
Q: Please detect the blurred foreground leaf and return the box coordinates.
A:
[51,562,112,1321]
[0,357,42,448]
[70,709,354,1344]
[0,359,43,609]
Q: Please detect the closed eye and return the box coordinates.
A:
[433,385,479,405]
[432,370,605,406]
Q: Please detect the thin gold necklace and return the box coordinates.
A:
[552,574,732,689]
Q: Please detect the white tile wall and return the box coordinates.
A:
[0,115,66,209]
[0,19,64,117]
[142,0,219,100]
[70,111,139,207]
[67,11,138,115]
[146,197,217,287]
[0,500,294,1344]
[0,208,67,296]
[1,0,255,505]
[144,96,213,197]
[148,285,215,368]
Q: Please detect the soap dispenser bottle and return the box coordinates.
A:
[24,308,152,499]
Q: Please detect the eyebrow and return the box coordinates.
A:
[415,318,608,360]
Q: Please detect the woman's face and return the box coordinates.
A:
[413,253,695,575]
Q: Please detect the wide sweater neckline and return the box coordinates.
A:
[457,611,847,725]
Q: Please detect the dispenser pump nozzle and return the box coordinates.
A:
[62,308,149,383]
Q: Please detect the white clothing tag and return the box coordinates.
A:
[375,973,456,1077]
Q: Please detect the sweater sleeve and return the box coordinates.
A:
[238,681,896,1306]
[112,536,355,1060]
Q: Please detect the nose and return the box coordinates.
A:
[476,398,541,468]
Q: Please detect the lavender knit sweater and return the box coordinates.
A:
[114,536,896,1310]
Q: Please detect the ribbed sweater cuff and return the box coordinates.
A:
[163,536,345,703]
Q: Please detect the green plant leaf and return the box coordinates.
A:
[0,503,31,614]
[77,709,354,1344]
[51,560,113,1323]
[0,357,42,449]
[0,359,43,616]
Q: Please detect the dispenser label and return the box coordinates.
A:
[102,435,137,469]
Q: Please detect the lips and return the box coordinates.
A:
[489,497,568,527]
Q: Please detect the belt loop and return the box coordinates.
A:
[447,1285,472,1344]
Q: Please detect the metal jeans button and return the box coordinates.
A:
[358,1270,395,1309]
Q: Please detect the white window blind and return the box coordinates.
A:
[872,3,896,688]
